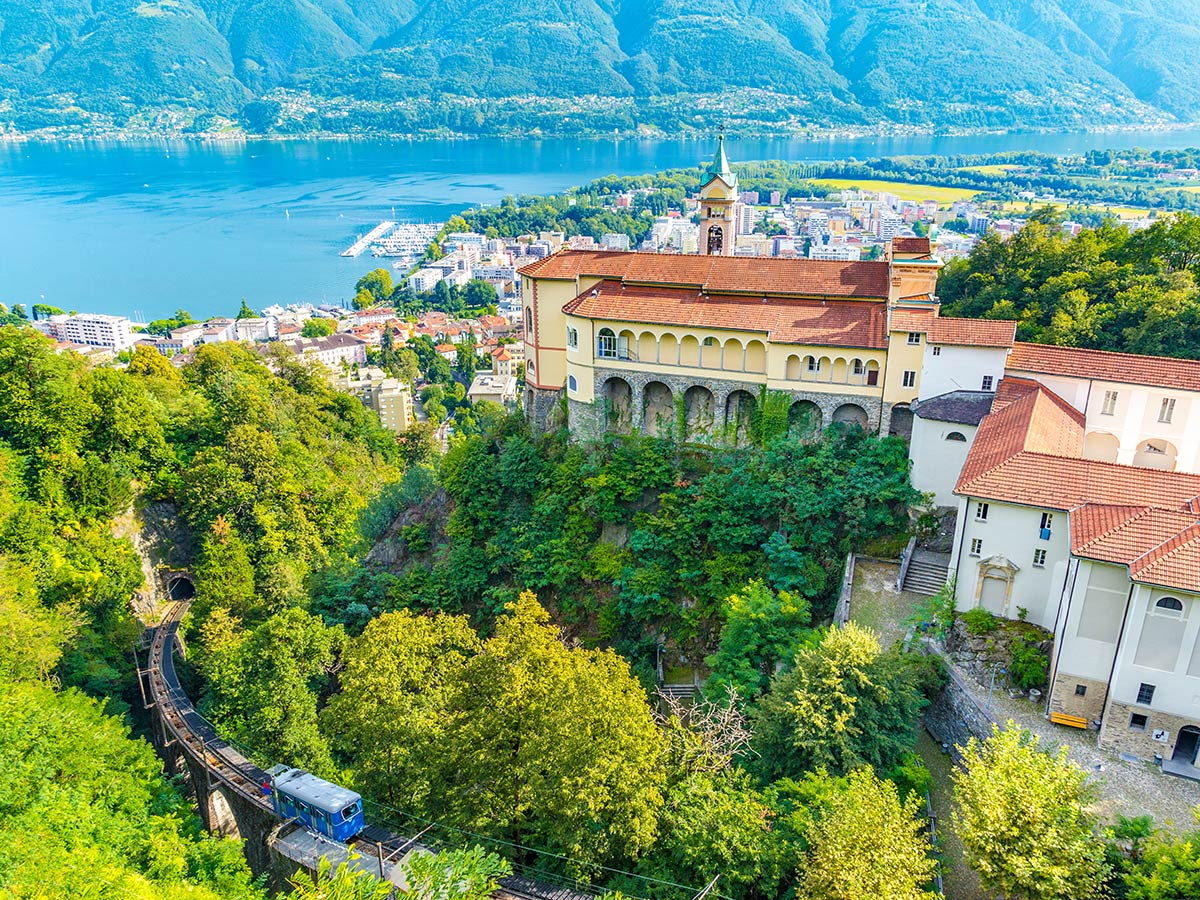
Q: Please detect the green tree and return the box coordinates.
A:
[202,608,345,774]
[751,622,928,780]
[705,580,811,701]
[796,767,938,900]
[1124,825,1200,900]
[953,723,1110,900]
[463,279,498,309]
[193,517,258,623]
[432,592,664,863]
[288,856,392,900]
[323,610,481,806]
[301,317,336,337]
[356,269,394,305]
[236,300,257,319]
[401,846,512,900]
[353,288,375,310]
[0,559,76,684]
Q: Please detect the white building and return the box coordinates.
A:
[737,204,756,236]
[37,313,135,351]
[290,333,367,368]
[808,242,861,261]
[235,317,277,342]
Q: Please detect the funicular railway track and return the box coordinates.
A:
[144,600,598,900]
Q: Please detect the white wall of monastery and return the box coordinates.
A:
[909,418,978,507]
[1109,585,1200,722]
[920,345,1006,399]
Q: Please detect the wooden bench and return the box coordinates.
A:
[1049,711,1090,729]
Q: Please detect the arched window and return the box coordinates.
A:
[852,358,864,376]
[525,307,533,334]
[1156,597,1184,613]
[946,431,967,442]
[567,375,577,392]
[707,225,724,254]
[597,327,617,359]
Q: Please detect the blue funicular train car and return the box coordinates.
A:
[267,764,366,842]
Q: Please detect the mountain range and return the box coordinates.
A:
[4,0,1200,134]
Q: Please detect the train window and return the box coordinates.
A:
[341,802,359,820]
[296,801,311,818]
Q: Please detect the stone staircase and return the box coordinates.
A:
[902,553,950,596]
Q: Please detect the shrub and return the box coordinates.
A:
[1009,636,1049,691]
[962,607,998,635]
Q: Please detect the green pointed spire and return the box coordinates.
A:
[707,131,732,179]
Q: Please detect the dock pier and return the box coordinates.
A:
[341,221,397,257]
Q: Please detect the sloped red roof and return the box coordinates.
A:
[889,308,1016,348]
[562,280,888,348]
[1070,504,1200,592]
[956,378,1200,512]
[892,237,932,255]
[520,250,890,298]
[1007,342,1200,393]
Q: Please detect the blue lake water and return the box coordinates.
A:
[5,128,1200,322]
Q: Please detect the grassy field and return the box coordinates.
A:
[994,199,1153,220]
[957,164,1020,175]
[811,178,979,204]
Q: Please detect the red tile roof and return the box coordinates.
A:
[956,378,1200,512]
[892,237,932,255]
[1070,505,1200,592]
[889,308,1017,348]
[1007,342,1200,393]
[520,250,891,298]
[562,280,888,348]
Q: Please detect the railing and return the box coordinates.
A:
[896,536,918,592]
[834,552,855,625]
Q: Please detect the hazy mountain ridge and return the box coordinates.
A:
[0,0,1196,132]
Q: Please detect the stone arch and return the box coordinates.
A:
[723,337,744,371]
[660,332,679,365]
[786,354,802,380]
[208,786,243,840]
[1134,438,1177,471]
[1083,431,1120,462]
[888,404,914,440]
[643,381,674,437]
[603,377,632,433]
[832,403,869,430]
[726,389,757,445]
[745,340,766,374]
[637,331,657,363]
[168,576,196,601]
[684,385,716,442]
[701,336,722,368]
[788,400,822,439]
[680,335,701,368]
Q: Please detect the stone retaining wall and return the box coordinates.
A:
[920,640,998,756]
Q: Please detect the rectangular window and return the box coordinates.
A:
[975,502,989,521]
[1137,683,1156,705]
[567,375,577,392]
[1039,512,1053,539]
[1159,398,1176,424]
[969,538,983,557]
[566,327,578,350]
[597,332,616,359]
[806,357,818,372]
[932,346,942,356]
[907,332,921,345]
[1129,713,1148,732]
[982,375,994,391]
[902,370,916,388]
[1075,684,1087,697]
[1102,391,1118,415]
[1033,548,1047,568]
[853,359,864,375]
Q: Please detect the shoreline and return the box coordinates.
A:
[4,120,1200,147]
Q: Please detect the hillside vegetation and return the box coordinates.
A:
[6,0,1200,135]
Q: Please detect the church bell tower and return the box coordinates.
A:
[698,132,738,256]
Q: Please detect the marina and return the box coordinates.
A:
[341,221,397,257]
[370,222,443,258]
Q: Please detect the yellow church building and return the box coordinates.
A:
[518,141,1010,443]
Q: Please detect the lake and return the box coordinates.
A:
[5,127,1200,322]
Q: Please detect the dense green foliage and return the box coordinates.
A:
[941,211,1200,358]
[7,0,1200,135]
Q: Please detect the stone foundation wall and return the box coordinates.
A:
[920,641,997,756]
[524,385,563,433]
[1047,673,1108,724]
[1099,699,1200,761]
[566,397,604,441]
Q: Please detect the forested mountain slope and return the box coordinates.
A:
[2,0,1199,133]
